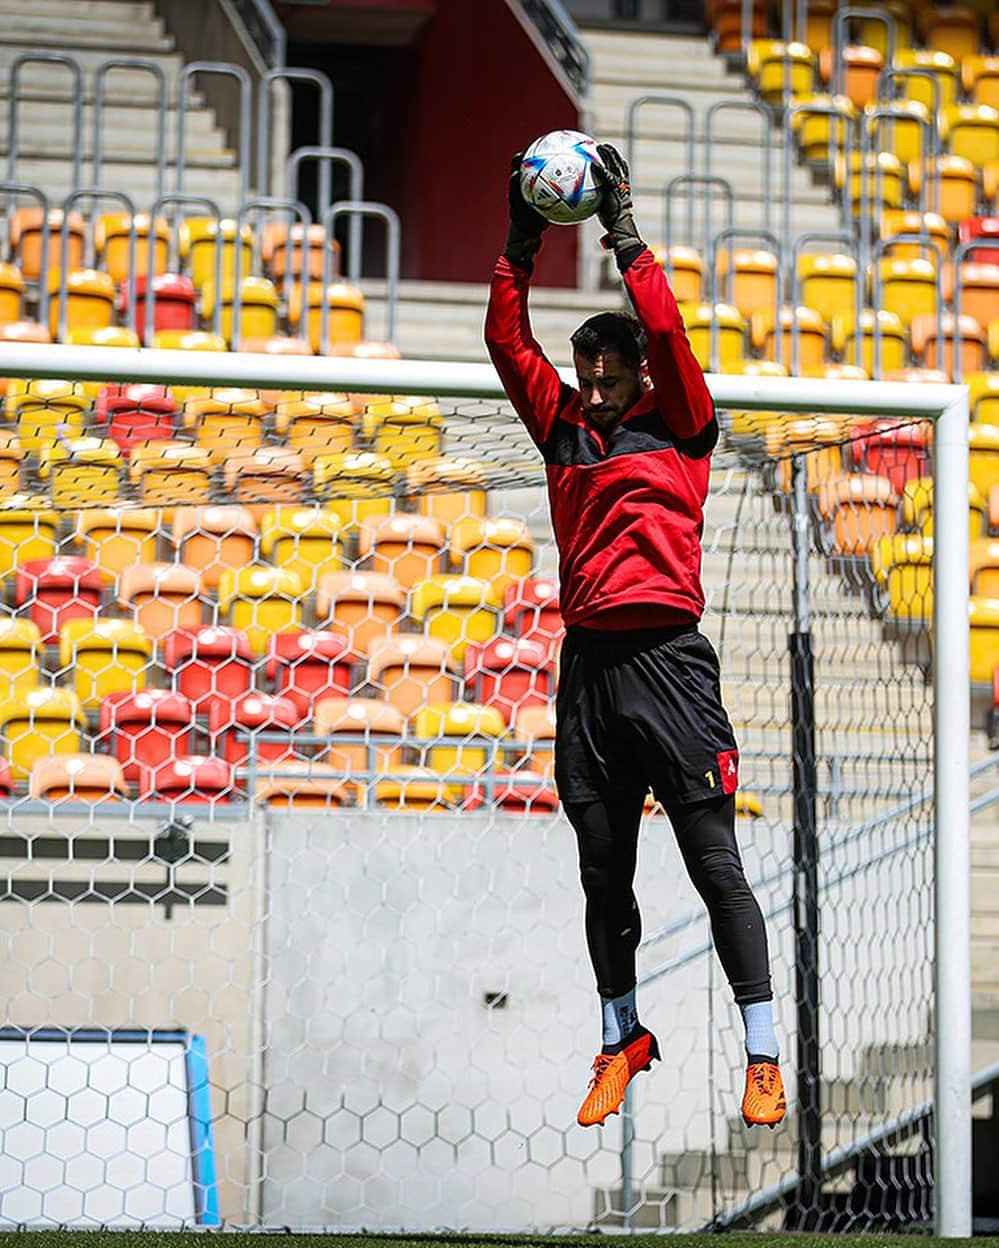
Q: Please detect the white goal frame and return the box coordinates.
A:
[0,341,972,1237]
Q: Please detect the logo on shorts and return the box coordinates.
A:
[716,749,739,795]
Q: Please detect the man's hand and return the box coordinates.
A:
[504,153,549,269]
[594,143,644,269]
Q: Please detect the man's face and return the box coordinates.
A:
[574,349,645,430]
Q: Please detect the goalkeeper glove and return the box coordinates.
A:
[504,153,549,269]
[595,143,645,271]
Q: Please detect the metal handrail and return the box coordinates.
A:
[228,0,286,69]
[288,146,365,284]
[257,68,334,211]
[7,53,83,193]
[516,0,589,99]
[232,196,312,349]
[625,96,696,244]
[705,99,776,239]
[92,59,168,206]
[321,201,401,349]
[663,173,734,269]
[176,61,252,206]
[831,6,897,99]
[145,193,224,342]
[784,98,858,257]
[952,236,999,383]
[56,189,138,340]
[0,182,50,329]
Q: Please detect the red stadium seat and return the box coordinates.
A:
[208,691,300,765]
[463,770,559,814]
[15,557,104,644]
[99,689,196,782]
[264,630,353,720]
[849,421,931,491]
[97,383,179,457]
[0,755,12,798]
[120,273,196,343]
[161,626,254,716]
[957,217,999,264]
[138,755,233,804]
[503,578,563,656]
[463,637,556,724]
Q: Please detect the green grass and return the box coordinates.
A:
[0,1236,996,1248]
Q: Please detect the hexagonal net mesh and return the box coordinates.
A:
[0,351,964,1232]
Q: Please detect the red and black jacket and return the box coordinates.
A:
[484,246,716,630]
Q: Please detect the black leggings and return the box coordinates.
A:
[564,793,772,1005]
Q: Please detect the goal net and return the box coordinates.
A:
[0,342,970,1234]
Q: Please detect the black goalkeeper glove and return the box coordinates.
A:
[594,143,645,271]
[504,152,549,270]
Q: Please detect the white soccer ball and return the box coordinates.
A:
[519,129,602,225]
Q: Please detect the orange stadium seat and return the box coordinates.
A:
[119,563,203,641]
[815,472,899,556]
[654,245,703,303]
[753,305,828,373]
[911,312,988,377]
[225,446,308,518]
[315,571,405,656]
[511,704,556,780]
[312,697,405,790]
[406,456,488,531]
[969,538,999,597]
[820,44,883,109]
[879,210,949,262]
[0,263,24,326]
[183,388,271,463]
[275,394,360,463]
[297,280,365,352]
[29,753,128,804]
[946,263,999,330]
[261,221,339,282]
[74,507,160,580]
[138,755,234,804]
[911,156,979,225]
[47,268,115,338]
[254,761,350,809]
[358,513,446,590]
[680,302,746,371]
[130,441,214,509]
[921,5,983,62]
[94,212,169,285]
[716,248,780,322]
[366,635,458,718]
[172,505,258,589]
[10,208,84,281]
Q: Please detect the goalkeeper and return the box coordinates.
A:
[485,145,785,1131]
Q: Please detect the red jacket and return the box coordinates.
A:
[484,246,716,629]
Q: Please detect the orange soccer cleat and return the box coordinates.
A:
[577,1029,660,1127]
[742,1058,787,1128]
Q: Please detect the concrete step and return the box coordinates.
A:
[0,43,183,78]
[586,29,723,69]
[0,83,208,109]
[0,99,219,140]
[0,0,156,18]
[0,11,168,43]
[7,157,244,214]
[1,135,231,164]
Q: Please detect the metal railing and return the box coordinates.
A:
[516,0,590,99]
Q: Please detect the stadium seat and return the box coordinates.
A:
[365,635,457,718]
[0,755,15,797]
[259,507,342,594]
[0,263,24,326]
[766,416,850,494]
[819,44,883,108]
[963,56,999,111]
[449,516,534,592]
[412,702,507,779]
[921,4,982,62]
[510,704,556,779]
[753,305,828,373]
[745,39,816,104]
[715,248,780,322]
[406,456,488,531]
[815,473,899,556]
[874,258,939,332]
[10,207,84,281]
[880,210,950,263]
[789,93,856,166]
[363,397,444,470]
[836,150,905,218]
[59,618,152,709]
[373,765,457,812]
[264,630,353,719]
[312,697,405,789]
[901,476,988,540]
[869,533,934,619]
[946,263,999,331]
[503,578,562,653]
[969,596,999,684]
[254,761,350,809]
[162,626,254,714]
[911,312,988,377]
[225,446,307,517]
[410,575,503,662]
[94,211,169,285]
[261,221,339,282]
[313,451,395,529]
[178,216,254,291]
[969,539,999,597]
[0,688,87,780]
[969,424,999,497]
[149,330,227,405]
[217,565,305,656]
[653,245,703,303]
[124,274,197,343]
[297,280,365,352]
[97,383,179,457]
[0,507,60,580]
[275,394,360,464]
[138,755,234,804]
[708,0,767,53]
[64,326,142,400]
[796,253,858,328]
[14,378,87,457]
[130,441,214,509]
[16,556,104,644]
[462,770,559,814]
[0,619,40,699]
[201,276,280,345]
[315,571,405,655]
[172,505,258,590]
[99,689,196,782]
[849,420,931,490]
[463,637,555,724]
[38,436,124,508]
[183,388,270,464]
[894,48,959,112]
[910,156,979,225]
[0,431,24,498]
[836,308,907,376]
[855,1,913,56]
[209,691,299,765]
[957,216,999,264]
[679,302,746,372]
[969,372,999,423]
[119,563,202,640]
[29,753,128,803]
[870,99,933,169]
[941,104,999,167]
[74,507,160,580]
[46,268,115,338]
[358,513,445,590]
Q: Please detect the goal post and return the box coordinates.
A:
[0,339,972,1235]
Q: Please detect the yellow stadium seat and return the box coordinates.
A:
[716,248,780,322]
[313,451,395,531]
[217,565,305,655]
[363,397,444,470]
[295,281,365,352]
[790,93,856,165]
[65,326,142,400]
[38,436,123,508]
[410,575,502,662]
[224,447,307,519]
[0,505,59,579]
[0,688,87,780]
[870,100,933,168]
[910,156,979,226]
[412,702,507,780]
[30,753,128,803]
[969,596,999,684]
[870,533,933,619]
[652,245,703,303]
[969,372,999,424]
[359,513,446,590]
[119,562,203,641]
[835,308,907,375]
[373,765,457,812]
[854,0,914,55]
[316,570,405,655]
[797,252,858,328]
[275,394,360,464]
[130,441,214,510]
[312,697,405,790]
[0,263,24,326]
[963,55,999,110]
[746,39,816,103]
[183,387,270,464]
[406,456,488,531]
[94,212,169,285]
[178,216,253,291]
[900,476,987,541]
[46,268,115,338]
[0,619,41,699]
[59,618,152,709]
[366,635,458,719]
[201,276,280,345]
[941,103,999,168]
[14,378,87,457]
[0,432,23,499]
[921,4,983,62]
[968,424,999,497]
[874,257,939,332]
[680,301,746,371]
[894,48,959,112]
[969,538,999,598]
[448,516,534,592]
[74,507,160,579]
[259,506,342,593]
[836,150,905,218]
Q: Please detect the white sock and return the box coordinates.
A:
[741,1000,779,1060]
[601,989,639,1047]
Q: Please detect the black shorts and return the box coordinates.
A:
[555,622,739,807]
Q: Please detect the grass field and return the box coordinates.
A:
[0,1235,996,1248]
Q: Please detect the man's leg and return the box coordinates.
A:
[664,792,786,1127]
[564,792,661,1127]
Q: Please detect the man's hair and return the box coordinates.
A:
[570,311,647,372]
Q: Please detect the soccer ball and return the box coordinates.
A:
[519,130,602,225]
